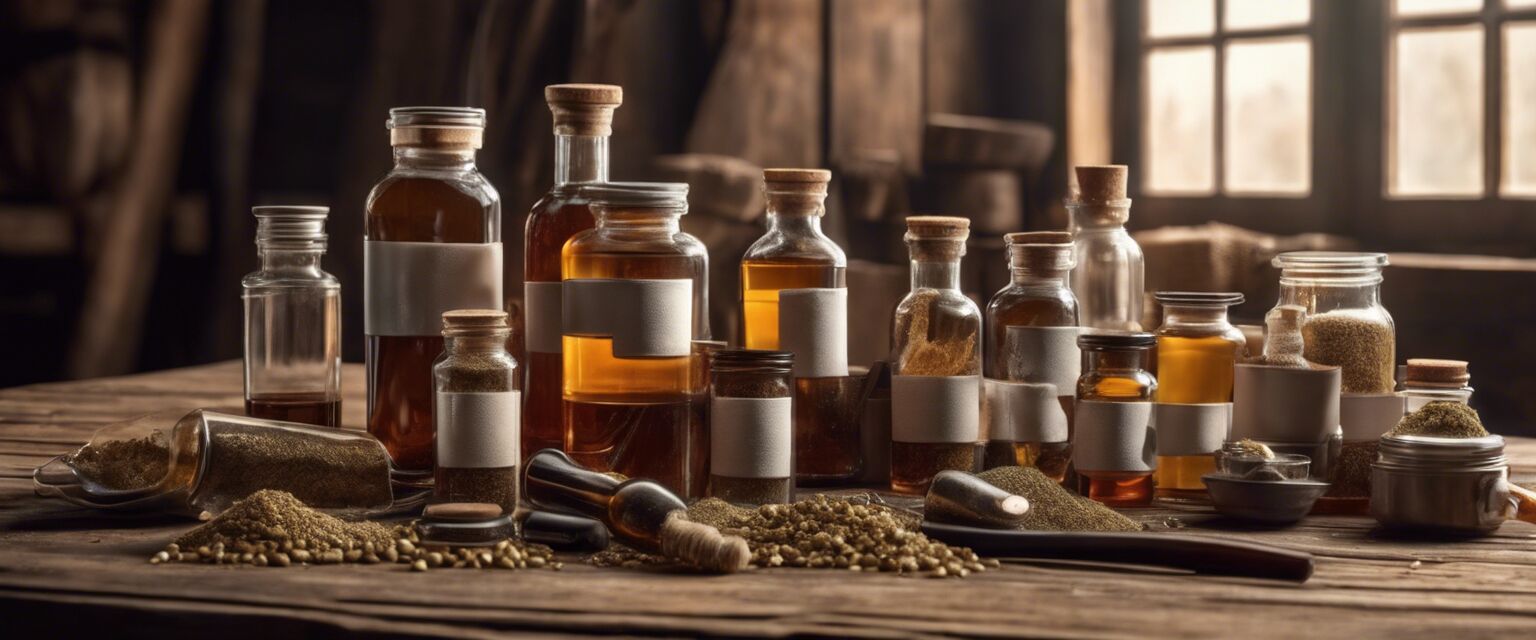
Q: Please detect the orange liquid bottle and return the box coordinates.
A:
[1152,292,1245,503]
[1073,332,1157,507]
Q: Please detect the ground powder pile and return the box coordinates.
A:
[976,466,1143,532]
[1388,402,1488,439]
[68,431,170,491]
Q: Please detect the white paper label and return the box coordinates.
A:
[1232,364,1341,442]
[524,281,563,354]
[984,378,1069,443]
[563,278,692,358]
[365,241,504,336]
[1004,326,1081,391]
[1339,393,1407,440]
[778,288,849,379]
[436,391,521,468]
[891,375,981,443]
[710,397,793,478]
[1154,403,1231,456]
[1073,400,1156,472]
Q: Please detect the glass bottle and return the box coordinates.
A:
[708,349,795,505]
[1074,332,1157,507]
[982,231,1078,479]
[740,168,857,483]
[1400,358,1473,412]
[1068,165,1144,331]
[523,84,620,460]
[243,206,342,428]
[562,182,709,497]
[433,309,520,514]
[890,216,981,495]
[1151,292,1246,503]
[366,107,502,472]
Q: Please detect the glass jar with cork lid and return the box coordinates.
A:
[708,349,795,505]
[1400,358,1473,412]
[1069,165,1145,331]
[433,309,520,514]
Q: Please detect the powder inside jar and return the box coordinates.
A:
[1388,401,1488,439]
[68,431,170,491]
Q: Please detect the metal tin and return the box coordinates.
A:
[1370,434,1510,534]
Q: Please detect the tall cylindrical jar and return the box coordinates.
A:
[709,349,795,505]
[890,216,981,495]
[1074,332,1158,507]
[366,107,502,472]
[523,84,620,460]
[243,206,342,428]
[433,309,520,514]
[1068,165,1144,331]
[1151,292,1245,503]
[562,182,709,497]
[982,231,1078,479]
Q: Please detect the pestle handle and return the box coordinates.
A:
[1511,483,1536,524]
[523,449,622,521]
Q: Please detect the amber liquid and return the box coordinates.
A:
[1082,470,1154,507]
[739,258,844,349]
[245,392,341,428]
[525,194,596,459]
[1077,356,1155,507]
[984,280,1076,477]
[890,442,975,495]
[366,174,497,471]
[1154,334,1240,501]
[794,376,862,483]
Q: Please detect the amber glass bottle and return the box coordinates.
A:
[523,84,620,461]
[1074,332,1157,507]
[365,107,501,472]
[562,182,709,497]
[1152,292,1245,503]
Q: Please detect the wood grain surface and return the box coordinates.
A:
[3,362,1535,638]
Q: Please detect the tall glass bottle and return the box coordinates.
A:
[563,182,709,496]
[243,206,341,428]
[982,231,1077,478]
[524,84,620,460]
[1074,332,1157,507]
[890,216,981,495]
[366,107,502,472]
[1151,292,1245,503]
[740,168,856,483]
[1069,165,1144,331]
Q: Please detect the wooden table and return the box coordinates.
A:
[3,362,1535,638]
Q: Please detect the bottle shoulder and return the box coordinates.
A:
[743,230,847,265]
[242,270,341,290]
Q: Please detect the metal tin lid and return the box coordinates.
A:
[1153,291,1245,307]
[710,348,794,374]
[584,182,690,211]
[1077,331,1156,350]
[1376,433,1507,470]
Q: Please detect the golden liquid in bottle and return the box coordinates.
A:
[1153,335,1240,501]
[524,195,595,459]
[1078,368,1154,507]
[739,258,844,349]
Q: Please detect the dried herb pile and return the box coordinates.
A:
[976,466,1143,533]
[69,431,170,491]
[1389,402,1488,439]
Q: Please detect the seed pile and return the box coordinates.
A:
[976,466,1143,532]
[69,431,170,491]
[1389,402,1488,439]
[1302,311,1395,394]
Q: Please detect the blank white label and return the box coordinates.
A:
[1073,400,1156,472]
[1154,403,1231,456]
[524,281,563,354]
[1004,326,1081,391]
[984,378,1069,443]
[436,391,521,468]
[779,288,849,379]
[710,397,793,478]
[892,375,980,443]
[563,278,692,358]
[1339,393,1407,440]
[365,241,504,337]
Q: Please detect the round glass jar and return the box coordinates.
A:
[1271,252,1394,395]
[708,349,795,505]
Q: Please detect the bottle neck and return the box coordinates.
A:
[393,146,477,171]
[445,334,510,356]
[555,134,609,185]
[595,210,682,233]
[911,259,961,291]
[1010,269,1069,288]
[1160,304,1232,330]
[259,249,324,274]
[1083,349,1149,375]
[766,211,825,237]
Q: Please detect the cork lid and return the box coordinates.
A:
[423,502,505,522]
[1405,358,1470,388]
[546,83,623,136]
[388,107,485,149]
[1072,165,1129,204]
[1004,231,1075,272]
[905,215,971,238]
[442,309,510,336]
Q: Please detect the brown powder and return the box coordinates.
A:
[896,290,979,376]
[195,425,393,513]
[976,466,1143,532]
[1388,401,1488,439]
[69,431,170,491]
[1302,311,1395,394]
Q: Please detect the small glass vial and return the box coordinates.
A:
[433,309,520,514]
[366,107,502,471]
[1152,292,1246,503]
[708,349,795,505]
[563,182,709,497]
[982,231,1077,478]
[1068,165,1144,331]
[1400,358,1473,412]
[1074,332,1157,507]
[243,206,341,428]
[1249,304,1309,368]
[524,84,620,460]
[890,216,981,495]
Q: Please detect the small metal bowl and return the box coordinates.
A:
[1203,474,1329,525]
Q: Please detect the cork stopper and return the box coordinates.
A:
[442,309,510,337]
[1405,358,1470,389]
[763,168,830,216]
[905,216,970,261]
[388,107,486,149]
[423,502,504,522]
[1271,305,1306,331]
[1072,165,1129,204]
[1004,231,1074,273]
[546,83,623,136]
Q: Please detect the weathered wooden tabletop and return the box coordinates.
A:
[2,362,1534,638]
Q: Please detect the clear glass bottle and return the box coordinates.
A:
[433,309,520,514]
[523,84,620,461]
[366,107,502,472]
[983,231,1077,478]
[1151,292,1246,503]
[1400,358,1473,412]
[890,216,981,495]
[562,182,709,497]
[740,168,857,483]
[243,206,341,428]
[1068,165,1144,331]
[1074,332,1157,507]
[708,349,795,505]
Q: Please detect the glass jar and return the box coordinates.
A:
[890,216,981,494]
[523,84,620,460]
[433,309,520,514]
[1074,332,1157,507]
[1400,358,1473,412]
[708,349,795,505]
[1068,165,1144,331]
[366,107,502,472]
[1151,291,1246,503]
[562,182,709,497]
[243,206,341,428]
[982,231,1078,479]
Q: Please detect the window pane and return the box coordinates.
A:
[1146,46,1215,193]
[1391,26,1484,197]
[1225,0,1310,30]
[1147,0,1214,38]
[1509,0,1536,8]
[1396,0,1482,16]
[1225,38,1311,194]
[1507,23,1536,196]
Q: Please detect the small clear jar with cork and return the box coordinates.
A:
[1068,165,1145,331]
[1073,332,1157,507]
[890,216,981,495]
[524,84,621,460]
[982,231,1078,479]
[1400,359,1473,412]
[243,206,341,428]
[708,349,795,505]
[1151,291,1246,503]
[433,309,520,514]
